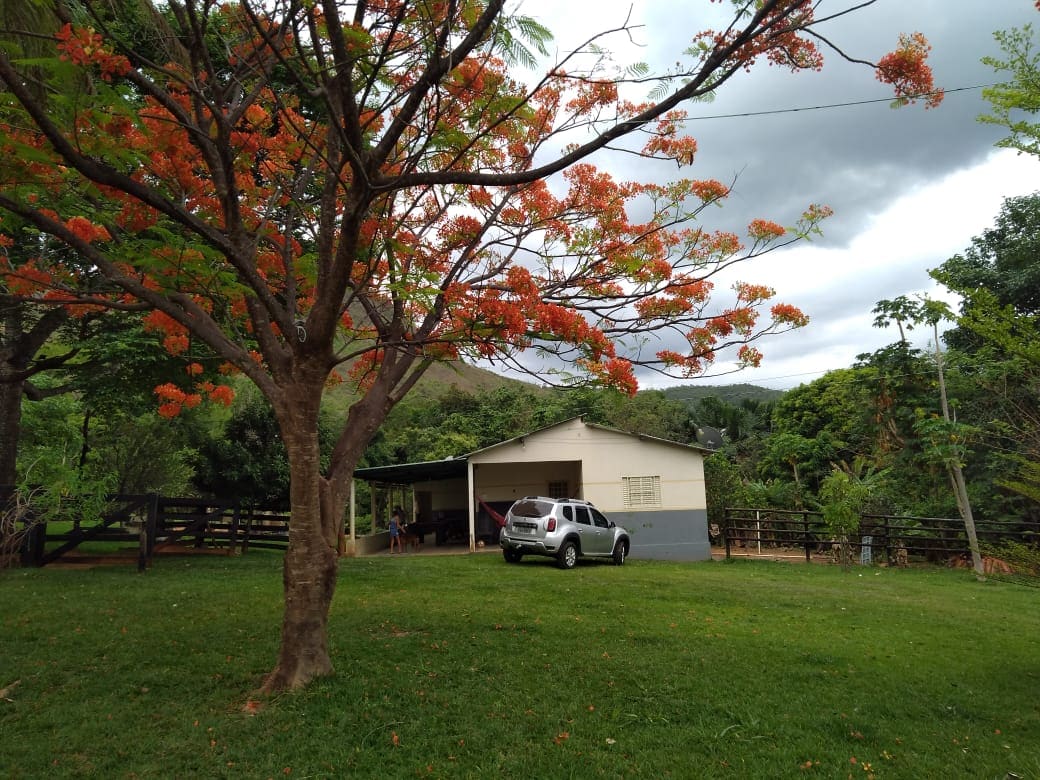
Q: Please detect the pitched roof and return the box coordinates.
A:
[354,416,707,484]
[465,416,709,457]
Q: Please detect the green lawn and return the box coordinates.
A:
[1,553,1038,778]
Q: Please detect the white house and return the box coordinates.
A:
[351,417,711,561]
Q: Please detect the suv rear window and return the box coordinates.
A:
[510,499,554,518]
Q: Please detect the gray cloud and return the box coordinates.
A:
[515,1,1040,389]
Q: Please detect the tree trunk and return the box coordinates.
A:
[258,355,419,692]
[948,465,984,576]
[0,378,22,487]
[1,296,26,487]
[933,322,983,577]
[262,388,341,692]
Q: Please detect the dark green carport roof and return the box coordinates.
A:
[354,457,469,485]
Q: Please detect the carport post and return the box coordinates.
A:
[467,460,476,552]
[345,478,356,556]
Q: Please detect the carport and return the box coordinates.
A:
[350,451,583,555]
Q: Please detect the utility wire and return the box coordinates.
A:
[689,84,988,122]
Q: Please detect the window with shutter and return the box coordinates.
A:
[622,475,661,508]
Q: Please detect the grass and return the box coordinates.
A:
[2,553,1039,779]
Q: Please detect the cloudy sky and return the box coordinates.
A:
[511,0,1040,390]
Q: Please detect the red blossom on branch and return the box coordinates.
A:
[55,23,131,80]
[876,32,943,108]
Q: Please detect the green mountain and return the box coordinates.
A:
[659,383,785,409]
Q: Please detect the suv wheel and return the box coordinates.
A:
[557,540,578,570]
[612,540,627,566]
[503,548,523,564]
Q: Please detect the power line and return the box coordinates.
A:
[690,84,988,122]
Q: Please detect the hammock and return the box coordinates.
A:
[478,497,507,528]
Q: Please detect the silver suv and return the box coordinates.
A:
[500,496,630,569]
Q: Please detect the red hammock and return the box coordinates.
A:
[478,497,507,528]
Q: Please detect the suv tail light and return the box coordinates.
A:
[546,517,557,532]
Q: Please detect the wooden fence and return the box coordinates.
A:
[2,487,292,570]
[721,507,1040,564]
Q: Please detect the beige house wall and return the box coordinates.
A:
[469,418,705,513]
[414,477,468,512]
[471,461,582,503]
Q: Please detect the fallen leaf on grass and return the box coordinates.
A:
[242,699,263,715]
[391,731,400,746]
[553,731,570,745]
[0,680,21,701]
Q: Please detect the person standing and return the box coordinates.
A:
[389,507,404,554]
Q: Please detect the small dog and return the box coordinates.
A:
[399,529,420,552]
[946,554,1012,574]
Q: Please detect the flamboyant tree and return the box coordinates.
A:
[0,0,940,691]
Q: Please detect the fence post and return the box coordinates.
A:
[882,516,890,566]
[195,502,207,548]
[240,506,252,554]
[228,500,240,555]
[20,514,46,567]
[723,511,732,560]
[803,511,812,563]
[144,493,158,569]
[137,505,149,573]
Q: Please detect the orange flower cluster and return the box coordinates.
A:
[143,310,191,356]
[55,24,131,80]
[736,344,763,368]
[689,179,730,202]
[3,259,53,297]
[579,357,637,397]
[154,383,202,418]
[65,216,111,244]
[876,33,943,108]
[565,80,619,115]
[154,377,235,418]
[698,2,823,73]
[747,219,786,242]
[771,302,809,327]
[735,282,775,304]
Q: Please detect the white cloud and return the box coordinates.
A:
[676,149,1040,390]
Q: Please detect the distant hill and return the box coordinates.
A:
[417,360,541,396]
[320,359,541,417]
[660,383,785,408]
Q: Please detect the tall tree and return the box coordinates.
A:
[0,1,940,691]
[0,1,66,486]
[931,193,1040,354]
[0,0,194,486]
[874,296,984,576]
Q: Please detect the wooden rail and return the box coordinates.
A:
[3,488,295,569]
[721,507,1040,564]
